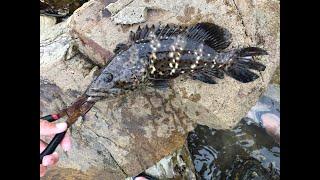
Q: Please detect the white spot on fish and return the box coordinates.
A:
[169,63,173,68]
[204,63,207,66]
[181,70,185,74]
[175,63,179,69]
[169,52,174,58]
[196,56,201,60]
[188,51,191,54]
[156,43,161,48]
[150,66,156,74]
[211,64,215,68]
[159,71,164,75]
[191,64,196,69]
[170,69,176,75]
[208,54,211,57]
[170,45,176,51]
[150,53,157,60]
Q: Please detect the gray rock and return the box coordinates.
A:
[143,145,196,179]
[40,15,56,35]
[41,0,279,178]
[106,0,135,15]
[111,6,148,24]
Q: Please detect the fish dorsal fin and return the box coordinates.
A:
[185,23,232,51]
[129,24,187,43]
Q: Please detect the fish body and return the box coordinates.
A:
[85,23,268,100]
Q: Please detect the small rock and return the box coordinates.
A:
[106,0,135,15]
[40,15,56,35]
[111,6,147,24]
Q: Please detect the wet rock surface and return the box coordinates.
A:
[186,84,280,179]
[41,0,279,178]
[187,120,280,180]
[140,145,197,179]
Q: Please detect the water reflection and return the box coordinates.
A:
[187,119,280,180]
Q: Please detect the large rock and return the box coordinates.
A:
[68,0,279,129]
[41,0,279,178]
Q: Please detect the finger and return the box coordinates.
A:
[261,113,280,137]
[135,177,149,180]
[40,164,47,177]
[40,140,48,153]
[40,120,67,135]
[42,152,59,166]
[60,130,71,152]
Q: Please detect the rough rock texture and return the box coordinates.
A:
[41,0,279,178]
[68,0,280,129]
[143,144,196,179]
[40,15,56,35]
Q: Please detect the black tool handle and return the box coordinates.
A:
[40,131,67,164]
[41,114,60,122]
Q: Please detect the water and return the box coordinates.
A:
[187,120,280,180]
[187,84,280,180]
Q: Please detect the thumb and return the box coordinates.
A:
[40,120,67,136]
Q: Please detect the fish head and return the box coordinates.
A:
[85,50,147,99]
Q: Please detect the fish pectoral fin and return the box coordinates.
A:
[148,79,170,89]
[113,43,129,54]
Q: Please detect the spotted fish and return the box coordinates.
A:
[85,22,268,100]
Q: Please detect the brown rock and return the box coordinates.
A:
[41,0,279,178]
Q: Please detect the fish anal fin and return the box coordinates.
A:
[191,72,217,84]
[225,64,259,83]
[203,68,225,79]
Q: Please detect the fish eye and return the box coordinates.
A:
[103,72,113,82]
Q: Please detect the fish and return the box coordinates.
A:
[85,22,268,101]
[41,22,268,159]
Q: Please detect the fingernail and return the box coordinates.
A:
[56,123,67,131]
[42,156,51,166]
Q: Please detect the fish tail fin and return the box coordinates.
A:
[224,47,268,83]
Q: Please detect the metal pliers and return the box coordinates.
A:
[40,95,95,164]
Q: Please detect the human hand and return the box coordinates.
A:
[40,120,71,177]
[261,113,280,144]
